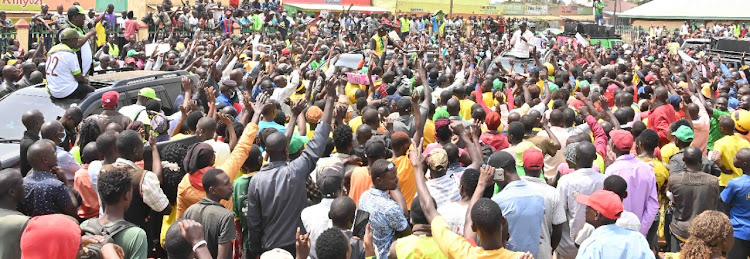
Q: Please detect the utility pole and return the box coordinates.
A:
[613,0,618,26]
[449,0,454,17]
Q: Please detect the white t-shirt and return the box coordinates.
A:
[77,30,93,75]
[437,202,469,235]
[46,47,82,98]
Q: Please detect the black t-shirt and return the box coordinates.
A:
[331,20,341,32]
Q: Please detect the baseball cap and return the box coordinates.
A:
[125,57,136,64]
[732,110,750,133]
[522,148,544,170]
[486,150,516,170]
[668,94,682,108]
[260,248,294,259]
[647,56,655,61]
[485,111,501,131]
[306,106,323,124]
[427,148,448,171]
[575,190,624,220]
[671,125,694,142]
[289,134,309,154]
[644,74,655,83]
[492,78,503,90]
[101,90,120,108]
[317,163,344,197]
[364,138,387,158]
[67,5,86,17]
[138,87,161,101]
[701,83,712,98]
[21,214,81,259]
[220,79,237,88]
[610,129,634,152]
[127,49,138,57]
[432,109,450,121]
[59,28,80,41]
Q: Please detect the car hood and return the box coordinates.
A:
[0,142,20,169]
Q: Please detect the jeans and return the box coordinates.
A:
[595,15,604,26]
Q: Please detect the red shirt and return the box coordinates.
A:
[480,131,509,151]
[124,19,139,40]
[647,104,676,147]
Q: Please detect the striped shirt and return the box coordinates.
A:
[426,173,461,209]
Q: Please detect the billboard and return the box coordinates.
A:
[1,0,95,12]
[559,5,579,15]
[502,2,525,15]
[525,4,548,15]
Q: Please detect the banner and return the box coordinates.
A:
[559,5,579,15]
[346,73,377,85]
[525,4,548,15]
[1,0,95,12]
[502,2,525,15]
[480,5,502,15]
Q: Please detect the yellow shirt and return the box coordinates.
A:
[391,155,417,210]
[638,156,670,201]
[423,119,436,148]
[459,99,476,120]
[431,216,524,258]
[348,116,363,132]
[714,134,750,186]
[482,92,496,109]
[660,143,680,164]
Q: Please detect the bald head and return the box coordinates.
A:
[81,142,101,164]
[686,103,700,119]
[264,132,288,160]
[40,121,64,144]
[0,168,23,204]
[654,86,668,102]
[22,110,44,132]
[28,139,57,171]
[576,142,597,168]
[2,65,18,82]
[195,117,217,141]
[682,146,702,167]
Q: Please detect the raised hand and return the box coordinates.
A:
[181,76,194,93]
[205,86,216,104]
[217,112,233,126]
[292,99,308,116]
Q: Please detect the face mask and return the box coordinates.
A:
[230,91,236,98]
[60,129,67,141]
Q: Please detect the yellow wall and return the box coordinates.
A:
[374,0,498,16]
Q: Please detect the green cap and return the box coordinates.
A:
[647,56,655,61]
[127,49,138,57]
[548,82,559,92]
[289,133,309,154]
[59,28,80,41]
[671,125,694,142]
[493,78,503,90]
[138,87,161,101]
[433,108,450,121]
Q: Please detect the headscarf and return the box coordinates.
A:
[21,214,81,259]
[183,143,214,174]
[564,142,582,164]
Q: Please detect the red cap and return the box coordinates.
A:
[645,74,655,83]
[21,214,81,259]
[576,58,588,65]
[576,190,624,220]
[282,48,291,55]
[102,91,120,108]
[522,148,544,170]
[125,57,136,64]
[485,111,501,131]
[610,129,634,152]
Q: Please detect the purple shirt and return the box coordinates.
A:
[103,12,117,29]
[605,154,660,236]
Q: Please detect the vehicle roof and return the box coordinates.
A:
[90,70,167,82]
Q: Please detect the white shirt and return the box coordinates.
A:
[204,139,230,166]
[523,176,567,259]
[301,198,334,248]
[46,46,82,98]
[508,29,534,59]
[425,173,461,209]
[555,168,606,258]
[437,202,468,235]
[537,124,590,178]
[119,104,148,122]
[56,146,81,181]
[575,210,642,245]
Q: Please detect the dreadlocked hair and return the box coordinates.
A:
[680,210,732,259]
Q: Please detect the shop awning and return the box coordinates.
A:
[284,3,389,12]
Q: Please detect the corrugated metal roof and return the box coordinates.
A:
[284,3,389,12]
[618,0,750,20]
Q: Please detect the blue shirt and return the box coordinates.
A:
[721,174,750,240]
[216,93,232,107]
[18,170,72,217]
[491,180,545,257]
[576,224,655,259]
[358,188,408,259]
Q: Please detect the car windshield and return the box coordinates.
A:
[0,93,66,140]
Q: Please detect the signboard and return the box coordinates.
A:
[502,2,525,15]
[559,5,579,15]
[480,5,502,15]
[253,44,271,55]
[1,0,95,12]
[145,43,171,55]
[410,8,424,12]
[324,0,341,4]
[525,4,548,15]
[346,73,377,85]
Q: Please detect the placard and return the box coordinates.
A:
[145,43,171,55]
[347,73,377,85]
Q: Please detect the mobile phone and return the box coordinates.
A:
[494,167,505,181]
[352,209,370,239]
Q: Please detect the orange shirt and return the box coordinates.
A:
[73,165,99,219]
[391,155,416,210]
[348,167,372,205]
[176,123,259,218]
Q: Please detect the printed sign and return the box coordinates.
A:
[525,4,548,15]
[347,73,377,85]
[560,5,579,15]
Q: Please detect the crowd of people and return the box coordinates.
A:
[2,1,750,259]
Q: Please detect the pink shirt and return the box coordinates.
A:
[690,96,710,154]
[124,20,139,40]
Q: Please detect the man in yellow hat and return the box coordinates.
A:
[46,28,95,99]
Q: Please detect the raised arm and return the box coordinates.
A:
[411,138,439,222]
[462,165,494,240]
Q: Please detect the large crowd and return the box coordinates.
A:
[1,1,750,259]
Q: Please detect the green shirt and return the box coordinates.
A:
[708,108,731,150]
[81,219,147,259]
[0,209,29,259]
[595,2,605,15]
[232,173,253,250]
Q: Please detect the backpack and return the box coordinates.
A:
[79,219,137,259]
